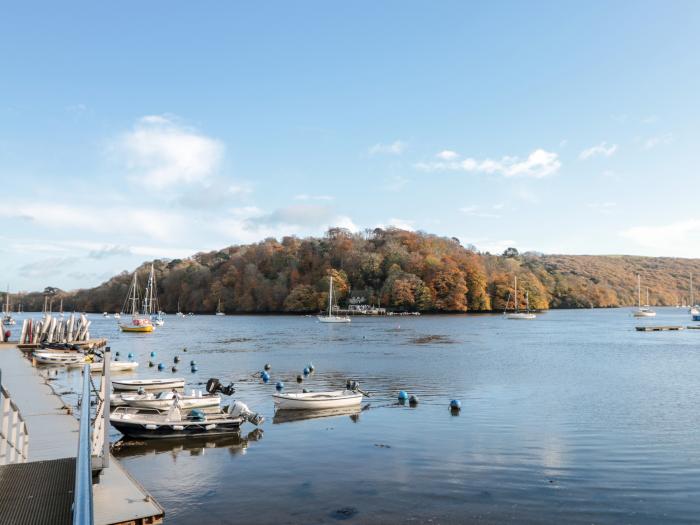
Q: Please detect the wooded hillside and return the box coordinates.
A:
[18,228,700,313]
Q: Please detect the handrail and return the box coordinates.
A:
[73,364,94,525]
[0,370,29,465]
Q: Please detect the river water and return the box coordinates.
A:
[44,308,700,524]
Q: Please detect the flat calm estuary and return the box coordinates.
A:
[44,308,700,524]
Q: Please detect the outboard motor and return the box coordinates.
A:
[346,379,360,391]
[228,400,264,426]
[206,377,236,396]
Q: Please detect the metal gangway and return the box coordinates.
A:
[0,370,29,465]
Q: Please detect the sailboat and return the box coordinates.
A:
[177,298,185,317]
[145,264,165,326]
[2,287,16,326]
[216,298,226,316]
[633,274,656,317]
[317,275,350,323]
[689,273,699,316]
[119,272,154,332]
[504,276,536,319]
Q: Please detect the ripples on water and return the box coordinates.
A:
[44,308,700,524]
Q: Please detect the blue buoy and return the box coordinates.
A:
[190,360,196,366]
[157,363,164,371]
[450,399,462,410]
[398,391,409,402]
[191,365,198,373]
[127,352,134,359]
[308,362,315,372]
[409,395,419,406]
[262,371,270,382]
[303,367,310,376]
[150,351,156,358]
[259,370,266,378]
[275,381,284,391]
[174,356,180,363]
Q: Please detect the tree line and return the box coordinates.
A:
[16,228,700,314]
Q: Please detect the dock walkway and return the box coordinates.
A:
[0,342,163,524]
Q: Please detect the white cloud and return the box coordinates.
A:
[386,218,415,231]
[368,140,406,156]
[459,205,501,218]
[415,149,561,178]
[621,220,700,256]
[579,142,618,160]
[119,115,224,189]
[436,150,459,160]
[294,194,334,201]
[643,133,673,149]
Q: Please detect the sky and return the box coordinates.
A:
[1,1,699,292]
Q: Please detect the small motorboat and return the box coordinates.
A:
[273,381,365,411]
[114,312,121,319]
[273,406,362,424]
[110,378,263,439]
[103,312,111,318]
[112,378,185,391]
[112,390,221,410]
[33,351,84,365]
[89,361,139,373]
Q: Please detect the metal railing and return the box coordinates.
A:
[0,370,29,465]
[73,364,94,525]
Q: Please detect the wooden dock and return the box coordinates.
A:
[635,325,685,332]
[0,342,163,524]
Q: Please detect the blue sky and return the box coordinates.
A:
[1,1,699,291]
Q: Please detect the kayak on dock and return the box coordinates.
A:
[112,378,185,391]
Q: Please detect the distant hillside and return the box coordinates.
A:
[18,228,700,314]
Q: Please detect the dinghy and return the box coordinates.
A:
[110,378,263,439]
[273,389,363,410]
[33,351,84,365]
[112,390,221,410]
[112,378,185,391]
[89,361,139,373]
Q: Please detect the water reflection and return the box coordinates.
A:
[112,429,264,459]
[273,406,363,424]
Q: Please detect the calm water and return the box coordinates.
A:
[43,308,700,524]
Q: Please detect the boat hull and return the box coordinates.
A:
[273,390,363,410]
[110,418,241,439]
[33,352,83,365]
[114,395,221,410]
[317,316,351,323]
[119,324,154,333]
[112,378,186,391]
[505,313,536,320]
[90,361,139,373]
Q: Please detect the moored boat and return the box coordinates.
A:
[33,351,84,365]
[119,272,155,333]
[504,276,537,320]
[112,377,186,391]
[273,389,363,410]
[633,275,656,317]
[89,361,139,373]
[112,390,221,410]
[317,275,351,323]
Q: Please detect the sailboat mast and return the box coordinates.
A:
[514,276,518,313]
[328,276,333,316]
[646,287,649,306]
[131,273,138,316]
[691,272,694,306]
[637,274,641,308]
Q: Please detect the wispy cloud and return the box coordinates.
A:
[368,140,406,156]
[118,115,224,189]
[88,245,132,259]
[643,133,673,149]
[621,220,700,256]
[436,150,459,160]
[294,194,334,201]
[579,142,618,160]
[415,149,560,179]
[459,205,502,218]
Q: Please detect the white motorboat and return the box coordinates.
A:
[504,276,537,320]
[317,275,351,323]
[633,274,656,317]
[89,361,139,373]
[112,377,186,391]
[112,390,221,410]
[273,389,363,410]
[33,351,84,365]
[114,312,121,319]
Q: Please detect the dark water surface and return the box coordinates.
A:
[49,309,700,523]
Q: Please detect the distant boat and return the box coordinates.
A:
[504,276,536,320]
[216,298,225,316]
[114,312,121,319]
[317,275,350,323]
[119,272,154,333]
[145,264,165,326]
[633,274,656,317]
[177,298,185,317]
[2,286,16,326]
[103,312,111,318]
